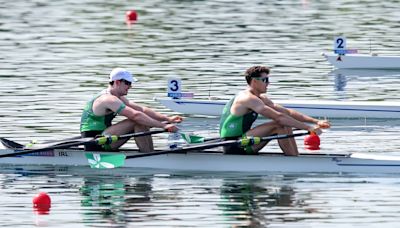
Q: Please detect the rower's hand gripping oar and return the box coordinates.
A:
[0,129,167,159]
[89,131,314,169]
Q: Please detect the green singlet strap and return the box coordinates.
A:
[116,103,126,114]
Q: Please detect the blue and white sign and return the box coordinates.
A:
[333,36,358,54]
[334,36,347,52]
[168,78,182,93]
[167,78,194,99]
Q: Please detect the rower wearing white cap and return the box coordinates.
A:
[80,68,182,152]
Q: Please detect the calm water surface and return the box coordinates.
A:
[1,0,400,227]
[3,166,400,227]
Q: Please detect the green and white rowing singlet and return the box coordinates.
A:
[80,90,126,133]
[219,96,258,138]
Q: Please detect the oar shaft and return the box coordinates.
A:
[0,129,167,158]
[261,131,310,141]
[126,131,310,160]
[41,135,82,144]
[126,140,234,159]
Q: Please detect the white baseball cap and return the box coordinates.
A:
[109,68,138,83]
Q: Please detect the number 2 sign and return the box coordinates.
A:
[334,36,346,51]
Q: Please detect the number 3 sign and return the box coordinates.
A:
[168,78,181,93]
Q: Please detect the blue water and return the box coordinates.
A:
[1,0,400,226]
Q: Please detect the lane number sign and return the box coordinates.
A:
[168,78,181,93]
[167,78,193,98]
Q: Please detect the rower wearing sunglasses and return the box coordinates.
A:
[219,66,330,156]
[80,68,182,152]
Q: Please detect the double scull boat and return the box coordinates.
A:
[1,147,400,174]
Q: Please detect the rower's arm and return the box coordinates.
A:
[272,103,331,129]
[273,103,318,124]
[248,97,315,132]
[121,96,183,123]
[259,95,330,129]
[120,97,165,120]
[119,107,167,128]
[107,97,167,129]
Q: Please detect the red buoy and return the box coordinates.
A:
[125,10,138,24]
[304,132,320,150]
[33,192,51,214]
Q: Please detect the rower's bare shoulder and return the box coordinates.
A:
[237,90,258,101]
[235,92,263,110]
[234,93,252,105]
[95,94,122,107]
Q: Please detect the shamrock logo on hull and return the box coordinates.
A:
[85,153,126,169]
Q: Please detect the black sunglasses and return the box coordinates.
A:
[120,79,132,86]
[253,77,269,84]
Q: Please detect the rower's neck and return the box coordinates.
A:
[248,87,262,97]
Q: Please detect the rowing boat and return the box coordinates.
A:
[329,68,400,77]
[156,97,400,118]
[1,147,400,174]
[322,53,400,69]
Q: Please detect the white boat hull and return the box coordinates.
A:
[1,149,400,174]
[156,97,400,118]
[323,53,400,69]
